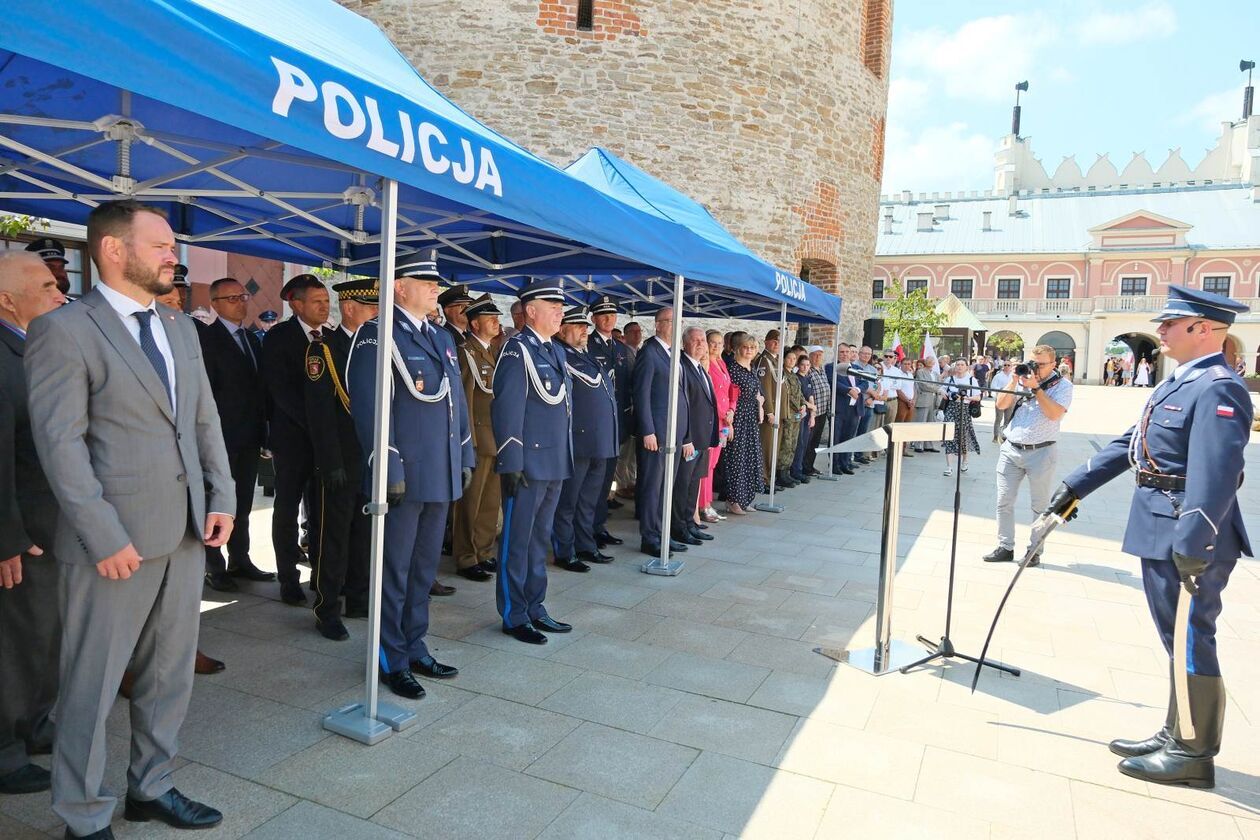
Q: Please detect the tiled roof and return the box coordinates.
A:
[876,184,1260,256]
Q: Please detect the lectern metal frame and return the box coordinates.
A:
[816,420,953,675]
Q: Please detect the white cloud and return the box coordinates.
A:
[894,13,1059,103]
[1076,2,1177,46]
[1177,86,1241,134]
[881,121,996,194]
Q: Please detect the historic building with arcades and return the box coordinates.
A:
[339,0,895,342]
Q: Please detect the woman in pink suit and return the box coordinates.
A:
[699,329,735,523]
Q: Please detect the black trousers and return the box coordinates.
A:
[312,483,370,623]
[0,553,59,774]
[805,412,830,471]
[593,452,619,533]
[672,448,710,533]
[271,437,314,587]
[637,442,683,545]
[205,448,260,574]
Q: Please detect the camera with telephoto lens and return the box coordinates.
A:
[1014,363,1031,377]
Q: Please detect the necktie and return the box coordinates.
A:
[134,310,172,406]
[235,327,255,368]
[309,328,321,342]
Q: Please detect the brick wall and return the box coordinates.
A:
[341,0,891,347]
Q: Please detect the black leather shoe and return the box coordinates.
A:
[576,550,613,564]
[343,601,369,619]
[482,557,498,572]
[0,763,50,794]
[668,539,689,552]
[694,522,709,530]
[503,623,548,645]
[640,541,663,556]
[457,564,493,582]
[678,533,703,547]
[430,581,456,597]
[793,473,812,484]
[854,456,871,464]
[1110,729,1172,758]
[982,547,1015,563]
[595,530,623,547]
[534,615,573,633]
[382,668,426,699]
[411,655,459,679]
[124,787,222,829]
[607,499,624,510]
[1026,553,1042,568]
[65,829,114,840]
[280,583,307,606]
[553,556,591,573]
[688,528,714,542]
[840,467,855,475]
[227,560,276,582]
[204,570,237,592]
[316,618,349,641]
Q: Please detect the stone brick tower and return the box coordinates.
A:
[341,0,893,341]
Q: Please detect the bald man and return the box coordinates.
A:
[0,251,65,795]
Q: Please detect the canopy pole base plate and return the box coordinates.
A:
[641,559,685,577]
[753,503,784,513]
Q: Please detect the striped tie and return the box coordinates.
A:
[134,310,171,406]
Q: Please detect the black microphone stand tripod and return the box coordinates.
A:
[879,370,1043,678]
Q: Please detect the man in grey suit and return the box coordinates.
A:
[912,358,941,453]
[26,201,234,839]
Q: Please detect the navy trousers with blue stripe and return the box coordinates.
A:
[554,456,604,559]
[379,500,448,673]
[1141,556,1236,677]
[498,478,562,629]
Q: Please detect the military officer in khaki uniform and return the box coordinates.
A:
[454,294,503,582]
[754,328,782,489]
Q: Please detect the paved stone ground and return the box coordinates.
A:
[5,385,1260,839]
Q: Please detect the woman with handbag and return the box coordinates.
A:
[941,360,981,476]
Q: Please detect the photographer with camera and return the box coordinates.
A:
[983,344,1073,565]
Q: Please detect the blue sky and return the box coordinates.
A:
[882,0,1260,195]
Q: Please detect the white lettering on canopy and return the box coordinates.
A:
[774,271,808,301]
[270,57,504,198]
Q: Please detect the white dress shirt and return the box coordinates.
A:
[96,281,177,411]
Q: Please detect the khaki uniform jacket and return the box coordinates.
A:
[461,335,498,455]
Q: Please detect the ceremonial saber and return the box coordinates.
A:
[1173,581,1197,739]
[970,499,1078,693]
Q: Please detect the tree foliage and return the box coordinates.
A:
[987,332,1025,359]
[0,214,48,238]
[880,277,946,356]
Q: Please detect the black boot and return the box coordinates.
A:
[1110,661,1175,758]
[1118,673,1224,788]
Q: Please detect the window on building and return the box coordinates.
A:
[1045,278,1071,300]
[905,278,928,294]
[996,278,1021,299]
[1120,276,1147,296]
[576,0,594,31]
[2,236,89,295]
[950,277,973,299]
[1202,275,1231,295]
[872,277,884,299]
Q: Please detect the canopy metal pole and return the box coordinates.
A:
[815,316,842,482]
[755,303,788,513]
[323,178,415,743]
[643,273,686,576]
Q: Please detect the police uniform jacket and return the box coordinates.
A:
[589,330,633,442]
[632,336,690,446]
[491,326,573,481]
[346,309,474,502]
[304,326,363,481]
[560,340,619,460]
[461,334,497,455]
[1064,353,1252,563]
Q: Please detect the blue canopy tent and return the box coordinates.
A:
[0,0,840,742]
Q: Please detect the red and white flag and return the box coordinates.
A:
[1217,405,1235,418]
[890,331,905,363]
[921,333,938,366]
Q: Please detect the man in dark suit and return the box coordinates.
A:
[198,277,274,591]
[27,200,234,837]
[675,327,719,545]
[633,307,691,556]
[0,251,64,796]
[587,295,631,548]
[260,274,329,606]
[827,344,865,475]
[305,278,377,641]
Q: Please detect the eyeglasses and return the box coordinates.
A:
[212,293,251,303]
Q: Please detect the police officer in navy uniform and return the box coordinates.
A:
[24,237,71,297]
[587,294,631,547]
[1047,285,1252,789]
[347,255,473,698]
[304,278,377,641]
[552,306,618,573]
[492,279,575,645]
